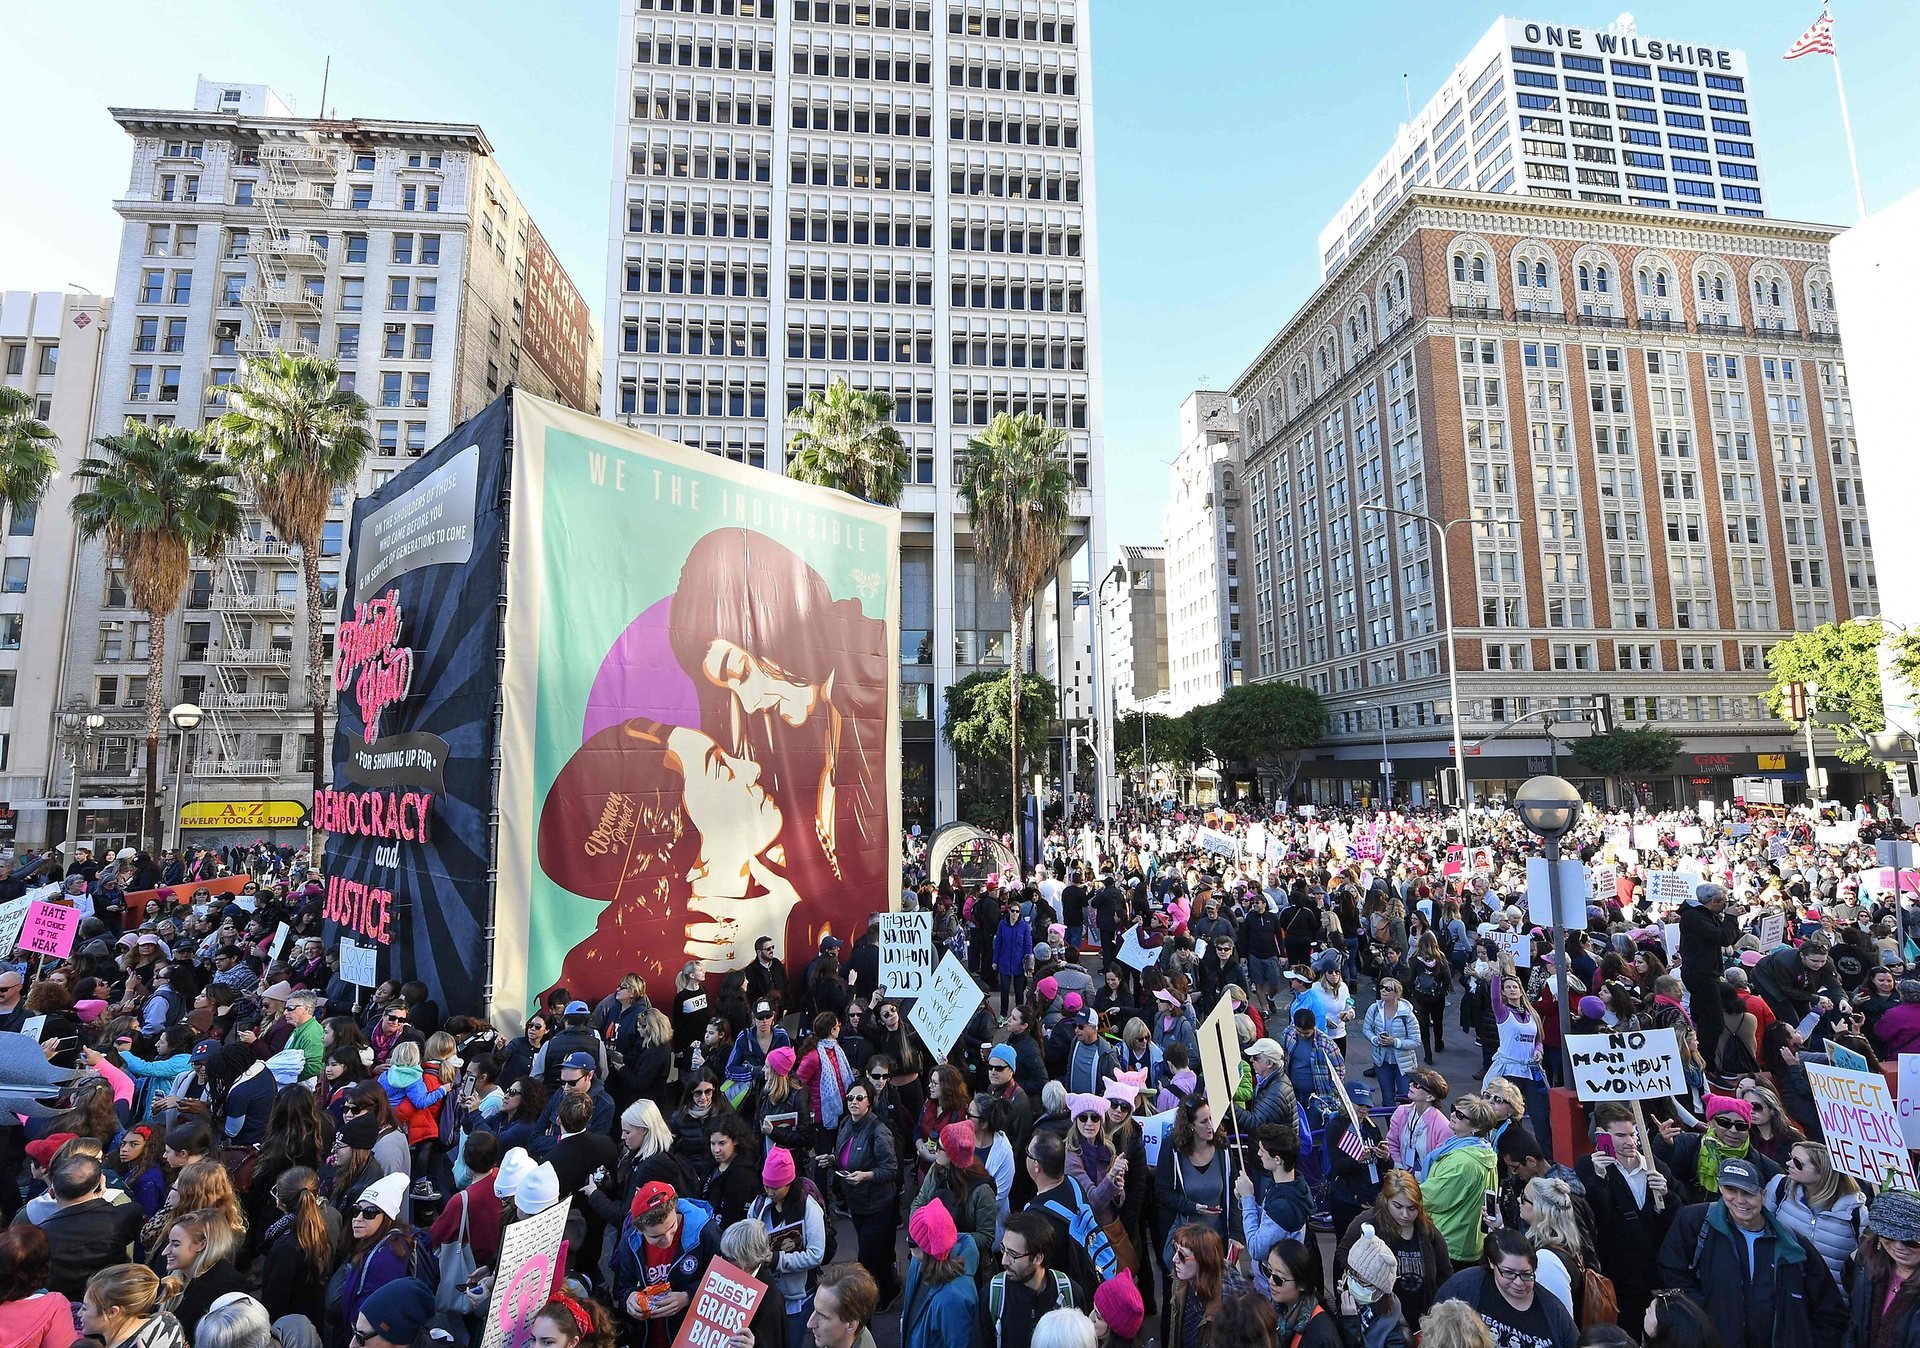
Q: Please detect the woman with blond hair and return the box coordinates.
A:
[1481,1077,1540,1171]
[627,1004,675,1111]
[1422,1094,1500,1263]
[1335,1170,1453,1327]
[1420,1300,1496,1348]
[1764,1139,1864,1287]
[145,1159,246,1275]
[158,1209,249,1343]
[1516,1175,1589,1321]
[80,1265,187,1348]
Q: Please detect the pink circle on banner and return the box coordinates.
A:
[500,1255,553,1348]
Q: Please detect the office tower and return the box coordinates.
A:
[1160,391,1247,715]
[604,0,1106,826]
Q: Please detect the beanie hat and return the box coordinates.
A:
[762,1146,797,1188]
[938,1120,976,1169]
[359,1172,408,1220]
[1346,1223,1399,1295]
[1704,1093,1754,1126]
[1066,1092,1107,1121]
[1062,992,1083,1012]
[908,1197,958,1259]
[1036,976,1059,1001]
[494,1147,535,1204]
[1033,943,1053,963]
[1577,996,1607,1020]
[765,1045,797,1078]
[1870,1189,1920,1243]
[1311,949,1342,974]
[988,1043,1018,1068]
[340,1113,381,1151]
[515,1163,562,1216]
[360,1279,436,1344]
[1094,1269,1146,1340]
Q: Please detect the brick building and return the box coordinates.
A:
[1234,188,1872,808]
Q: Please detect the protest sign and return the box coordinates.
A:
[1197,995,1243,1125]
[1567,1028,1684,1101]
[1196,826,1238,858]
[1116,923,1159,972]
[1676,825,1704,847]
[1767,837,1790,862]
[1139,1110,1174,1166]
[1526,857,1590,927]
[1444,844,1465,878]
[1469,846,1494,876]
[1644,872,1694,908]
[1804,1062,1917,1188]
[1898,1054,1920,1149]
[1297,804,1316,817]
[1589,864,1617,901]
[0,896,31,958]
[1758,912,1786,948]
[669,1257,768,1348]
[479,1197,572,1348]
[1632,824,1659,851]
[907,952,982,1063]
[1663,923,1680,958]
[1492,929,1531,969]
[1816,822,1860,848]
[1829,1041,1870,1073]
[16,900,79,959]
[1307,828,1328,855]
[270,922,292,962]
[338,938,378,987]
[877,911,934,996]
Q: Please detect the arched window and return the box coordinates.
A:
[1596,266,1610,293]
[1453,253,1468,282]
[1637,268,1651,297]
[1578,264,1590,291]
[1714,276,1725,302]
[1534,261,1547,289]
[1471,255,1486,283]
[1515,258,1529,287]
[1769,281,1781,306]
[1753,277,1765,305]
[1655,271,1669,298]
[1697,274,1708,301]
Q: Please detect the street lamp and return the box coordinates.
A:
[1362,505,1472,842]
[63,712,106,854]
[1357,698,1391,807]
[1516,773,1582,1082]
[168,703,203,851]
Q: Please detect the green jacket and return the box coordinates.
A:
[1422,1136,1498,1263]
[289,1014,323,1081]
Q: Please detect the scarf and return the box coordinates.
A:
[1872,1269,1920,1348]
[1698,1132,1750,1195]
[816,1039,851,1130]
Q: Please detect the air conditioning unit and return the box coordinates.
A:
[385,323,404,333]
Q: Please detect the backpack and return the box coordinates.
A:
[986,1271,1076,1347]
[1413,969,1442,1003]
[1580,1262,1619,1329]
[1039,1177,1119,1287]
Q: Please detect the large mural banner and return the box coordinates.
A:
[494,395,901,1014]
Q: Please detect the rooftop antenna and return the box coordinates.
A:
[318,55,331,120]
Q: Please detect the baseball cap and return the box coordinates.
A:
[821,935,843,950]
[24,1133,77,1169]
[564,1000,589,1016]
[1247,1037,1284,1062]
[754,1000,774,1017]
[631,1180,678,1220]
[1718,1158,1765,1193]
[561,1051,596,1073]
[190,1039,219,1064]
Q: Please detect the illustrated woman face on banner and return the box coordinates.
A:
[539,716,799,988]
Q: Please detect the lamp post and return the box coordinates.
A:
[1362,506,1471,841]
[63,712,105,852]
[168,703,203,851]
[1515,773,1582,1084]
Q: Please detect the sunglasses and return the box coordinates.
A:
[691,1086,714,1097]
[352,1205,384,1220]
[385,1014,406,1024]
[345,1105,368,1115]
[504,1089,522,1098]
[1712,1117,1750,1132]
[845,1093,870,1103]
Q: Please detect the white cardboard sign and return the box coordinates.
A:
[338,938,378,987]
[907,952,982,1064]
[878,911,935,996]
[1568,1028,1684,1101]
[1805,1061,1917,1188]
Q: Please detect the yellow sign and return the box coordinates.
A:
[179,801,308,830]
[1758,753,1787,771]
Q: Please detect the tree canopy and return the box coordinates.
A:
[1763,619,1906,766]
[1569,725,1682,784]
[1188,682,1328,798]
[941,670,1056,772]
[1114,711,1201,775]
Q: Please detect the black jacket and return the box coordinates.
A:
[1847,1263,1920,1348]
[39,1196,143,1297]
[832,1112,899,1215]
[1677,901,1741,985]
[1011,1029,1048,1099]
[1573,1153,1677,1324]
[1656,1200,1847,1348]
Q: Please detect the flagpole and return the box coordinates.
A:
[1828,32,1868,221]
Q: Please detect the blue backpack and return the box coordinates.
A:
[1038,1176,1119,1285]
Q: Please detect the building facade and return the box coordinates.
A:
[1237,188,1868,808]
[0,290,112,847]
[601,0,1106,827]
[1099,545,1167,713]
[1160,391,1246,715]
[1319,15,1766,277]
[51,80,598,851]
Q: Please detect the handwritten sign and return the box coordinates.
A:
[1829,1041,1870,1072]
[1757,912,1786,948]
[269,921,292,962]
[0,896,31,958]
[1197,994,1243,1125]
[1568,1028,1683,1101]
[1196,826,1238,858]
[16,900,79,959]
[479,1197,571,1348]
[1805,1061,1918,1188]
[1768,837,1790,862]
[1589,864,1617,901]
[670,1256,768,1348]
[1116,923,1159,972]
[1896,1054,1920,1149]
[338,938,378,987]
[907,951,982,1064]
[1444,844,1465,878]
[878,911,934,996]
[1492,929,1532,969]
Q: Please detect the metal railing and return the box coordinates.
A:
[188,758,282,779]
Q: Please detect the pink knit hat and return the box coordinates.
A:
[1704,1093,1753,1125]
[1037,976,1059,1000]
[762,1146,796,1187]
[908,1198,958,1258]
[938,1120,976,1168]
[1062,992,1084,1012]
[765,1046,797,1078]
[1094,1270,1146,1339]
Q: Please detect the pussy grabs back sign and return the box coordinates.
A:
[335,589,414,742]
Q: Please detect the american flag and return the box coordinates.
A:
[1338,1124,1374,1164]
[1784,12,1836,59]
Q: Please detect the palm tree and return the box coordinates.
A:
[784,378,909,505]
[0,385,60,515]
[954,411,1073,845]
[70,424,241,851]
[217,351,372,806]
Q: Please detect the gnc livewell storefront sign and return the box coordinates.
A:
[321,391,901,1017]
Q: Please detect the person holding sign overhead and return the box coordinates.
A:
[1678,884,1742,1068]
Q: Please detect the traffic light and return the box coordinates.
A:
[1590,693,1613,734]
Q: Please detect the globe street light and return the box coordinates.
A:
[63,712,106,856]
[1516,773,1583,1084]
[168,703,203,852]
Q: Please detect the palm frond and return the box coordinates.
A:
[216,350,372,551]
[784,379,909,505]
[0,385,59,516]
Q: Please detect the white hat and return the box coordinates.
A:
[75,841,93,853]
[357,1172,408,1220]
[116,848,137,860]
[1247,1037,1285,1062]
[494,1147,535,1201]
[514,1162,562,1216]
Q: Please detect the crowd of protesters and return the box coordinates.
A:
[4,793,1920,1348]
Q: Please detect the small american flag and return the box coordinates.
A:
[1338,1124,1373,1164]
[1784,12,1836,59]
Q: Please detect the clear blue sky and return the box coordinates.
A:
[5,1,1917,561]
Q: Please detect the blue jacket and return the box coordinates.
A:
[993,917,1034,976]
[902,1233,981,1348]
[612,1197,723,1332]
